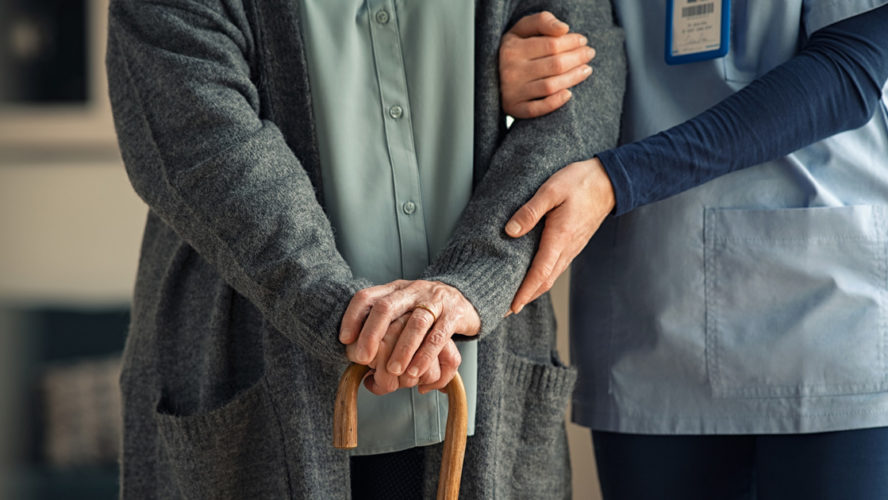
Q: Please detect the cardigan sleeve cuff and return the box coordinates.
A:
[423,242,529,339]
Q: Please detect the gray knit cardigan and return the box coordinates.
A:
[106,0,624,498]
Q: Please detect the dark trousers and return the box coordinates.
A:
[350,446,425,500]
[592,427,888,500]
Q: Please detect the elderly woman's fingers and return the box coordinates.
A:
[385,306,439,376]
[419,340,462,394]
[383,282,479,377]
[340,280,409,344]
[353,280,480,367]
[358,314,409,395]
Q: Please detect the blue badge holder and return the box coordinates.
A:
[665,0,731,65]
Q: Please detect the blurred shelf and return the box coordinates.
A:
[0,306,127,500]
[0,465,118,500]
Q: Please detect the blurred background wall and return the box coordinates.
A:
[0,0,600,498]
[1,1,142,497]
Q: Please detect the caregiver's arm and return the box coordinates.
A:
[505,4,888,312]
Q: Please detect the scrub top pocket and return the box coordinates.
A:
[704,205,888,398]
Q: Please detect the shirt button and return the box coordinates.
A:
[388,105,404,119]
[375,10,390,24]
[403,201,416,215]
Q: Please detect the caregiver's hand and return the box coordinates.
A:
[500,11,595,119]
[340,280,480,391]
[505,158,615,314]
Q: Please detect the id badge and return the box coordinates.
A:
[665,0,730,65]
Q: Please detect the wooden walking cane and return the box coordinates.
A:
[333,363,468,500]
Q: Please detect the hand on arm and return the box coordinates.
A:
[499,11,596,119]
[505,6,888,217]
[340,280,480,395]
[505,158,615,313]
[502,5,888,313]
[415,2,624,335]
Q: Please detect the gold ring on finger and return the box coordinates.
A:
[415,304,438,323]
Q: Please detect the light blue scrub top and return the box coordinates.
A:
[299,0,477,454]
[572,0,888,435]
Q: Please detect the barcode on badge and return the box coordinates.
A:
[682,2,714,17]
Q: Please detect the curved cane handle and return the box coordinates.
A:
[333,363,467,500]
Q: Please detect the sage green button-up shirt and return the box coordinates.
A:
[299,0,477,455]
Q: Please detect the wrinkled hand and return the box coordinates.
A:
[349,312,463,396]
[500,11,595,119]
[340,280,480,394]
[505,158,615,313]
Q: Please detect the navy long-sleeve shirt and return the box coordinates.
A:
[601,4,888,216]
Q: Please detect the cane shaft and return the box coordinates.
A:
[332,364,467,500]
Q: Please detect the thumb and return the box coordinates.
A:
[505,185,560,238]
[508,11,570,38]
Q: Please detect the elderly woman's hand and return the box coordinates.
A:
[347,312,463,396]
[340,280,480,394]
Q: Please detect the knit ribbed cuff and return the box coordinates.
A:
[423,244,524,339]
[283,278,370,364]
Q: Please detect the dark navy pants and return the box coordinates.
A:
[592,427,888,500]
[350,446,424,500]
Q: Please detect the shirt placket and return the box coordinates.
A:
[367,0,430,280]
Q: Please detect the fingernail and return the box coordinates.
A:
[339,330,349,343]
[586,47,596,58]
[355,346,368,363]
[515,305,524,314]
[579,36,588,45]
[583,65,593,75]
[389,362,402,375]
[506,221,521,236]
[553,20,568,30]
[503,310,513,318]
[408,366,419,378]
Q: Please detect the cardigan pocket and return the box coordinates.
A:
[495,350,577,499]
[154,376,292,499]
[704,205,888,398]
